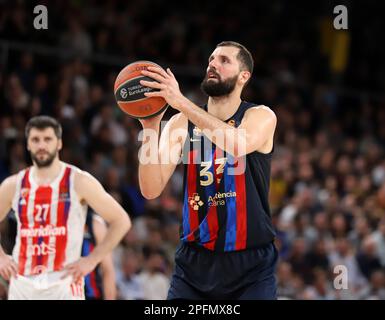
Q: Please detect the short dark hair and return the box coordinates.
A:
[25,116,62,139]
[216,41,254,74]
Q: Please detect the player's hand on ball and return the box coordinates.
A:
[140,67,184,111]
[0,254,18,280]
[61,257,97,284]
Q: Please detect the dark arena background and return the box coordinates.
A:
[1,0,385,305]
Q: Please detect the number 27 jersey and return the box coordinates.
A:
[11,163,87,276]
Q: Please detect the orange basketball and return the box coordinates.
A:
[114,61,168,119]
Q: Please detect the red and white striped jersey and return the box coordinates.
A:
[11,162,88,276]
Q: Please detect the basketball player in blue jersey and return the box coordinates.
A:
[81,211,117,300]
[138,41,278,299]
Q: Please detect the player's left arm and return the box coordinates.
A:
[140,66,277,156]
[92,215,117,300]
[62,171,131,283]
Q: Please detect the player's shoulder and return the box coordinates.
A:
[245,104,277,123]
[0,174,18,189]
[71,165,98,190]
[73,168,94,183]
[0,174,18,199]
[246,104,276,117]
[64,162,83,174]
[72,168,101,200]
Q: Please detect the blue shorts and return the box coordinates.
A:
[167,241,278,300]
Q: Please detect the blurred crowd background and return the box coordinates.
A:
[1,0,385,299]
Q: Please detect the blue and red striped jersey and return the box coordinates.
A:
[181,101,276,252]
[81,212,103,299]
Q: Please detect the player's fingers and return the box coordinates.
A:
[60,267,75,279]
[68,266,82,276]
[71,272,81,284]
[139,80,165,89]
[167,68,175,79]
[141,70,165,82]
[9,264,18,278]
[60,272,68,280]
[63,262,76,270]
[1,268,10,281]
[10,261,18,273]
[9,270,15,279]
[147,66,168,78]
[144,91,163,98]
[5,266,14,279]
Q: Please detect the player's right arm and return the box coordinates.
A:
[138,111,188,199]
[0,175,19,280]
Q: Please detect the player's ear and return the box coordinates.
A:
[239,71,251,86]
[58,139,63,151]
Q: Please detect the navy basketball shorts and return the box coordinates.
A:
[167,241,278,300]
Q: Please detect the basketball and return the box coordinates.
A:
[114,60,168,119]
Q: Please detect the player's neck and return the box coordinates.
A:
[207,94,242,121]
[32,158,63,185]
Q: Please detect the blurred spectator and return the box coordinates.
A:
[277,261,298,299]
[4,74,30,111]
[301,269,336,300]
[287,238,313,283]
[116,248,145,300]
[329,238,367,292]
[138,249,170,300]
[330,214,349,239]
[60,18,92,58]
[356,236,382,280]
[161,216,181,268]
[358,270,385,300]
[90,104,128,146]
[311,212,333,245]
[305,239,330,272]
[348,215,372,251]
[372,218,385,267]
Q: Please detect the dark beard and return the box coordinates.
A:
[200,74,238,97]
[30,151,57,168]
